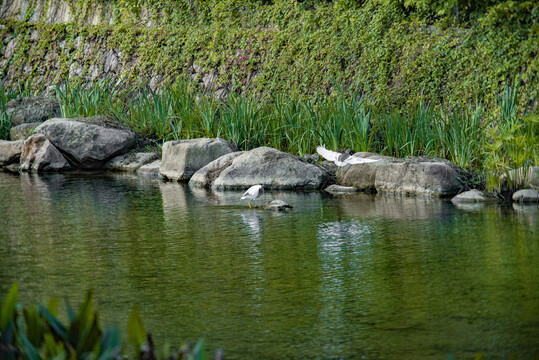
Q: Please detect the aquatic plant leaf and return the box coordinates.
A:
[75,315,102,355]
[97,327,122,360]
[40,306,67,340]
[127,306,146,349]
[18,330,43,360]
[67,290,102,354]
[23,306,43,346]
[192,338,206,360]
[65,299,76,323]
[0,283,18,332]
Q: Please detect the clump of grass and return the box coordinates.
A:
[56,78,125,120]
[0,80,37,140]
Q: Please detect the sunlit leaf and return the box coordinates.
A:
[47,297,59,317]
[127,306,146,349]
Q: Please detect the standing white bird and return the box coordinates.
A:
[241,185,264,208]
[316,145,379,166]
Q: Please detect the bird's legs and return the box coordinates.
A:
[248,202,252,208]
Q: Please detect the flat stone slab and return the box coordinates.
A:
[324,184,359,194]
[0,139,23,166]
[6,97,60,126]
[104,152,159,172]
[190,146,332,190]
[512,189,539,203]
[138,160,162,176]
[36,117,136,169]
[160,138,238,181]
[451,189,500,204]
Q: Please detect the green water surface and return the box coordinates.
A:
[0,172,538,359]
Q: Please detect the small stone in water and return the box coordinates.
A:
[262,200,293,211]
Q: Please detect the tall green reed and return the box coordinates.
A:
[53,77,534,181]
[125,86,175,139]
[0,84,11,139]
[219,94,269,149]
[56,78,125,119]
[484,78,538,190]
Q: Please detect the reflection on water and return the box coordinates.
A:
[0,172,538,359]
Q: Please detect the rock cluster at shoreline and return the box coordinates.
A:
[1,96,537,204]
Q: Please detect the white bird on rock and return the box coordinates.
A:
[241,185,264,208]
[317,145,379,167]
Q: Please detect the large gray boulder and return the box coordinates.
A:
[159,138,238,181]
[190,146,332,190]
[0,139,23,166]
[6,97,60,126]
[36,118,136,169]
[375,161,463,196]
[19,134,70,172]
[337,154,463,197]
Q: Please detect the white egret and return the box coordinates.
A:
[241,185,264,208]
[316,145,379,167]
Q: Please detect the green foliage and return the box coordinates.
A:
[0,284,217,360]
[484,80,539,190]
[1,0,537,117]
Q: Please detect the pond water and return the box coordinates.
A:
[0,172,538,359]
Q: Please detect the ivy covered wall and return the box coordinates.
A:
[1,0,537,112]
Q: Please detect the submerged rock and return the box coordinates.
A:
[19,134,70,172]
[451,190,500,204]
[262,199,293,211]
[190,146,332,190]
[324,184,359,194]
[512,189,539,203]
[104,152,159,172]
[36,117,136,169]
[0,139,23,166]
[160,138,238,181]
[6,97,60,126]
[337,154,463,197]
